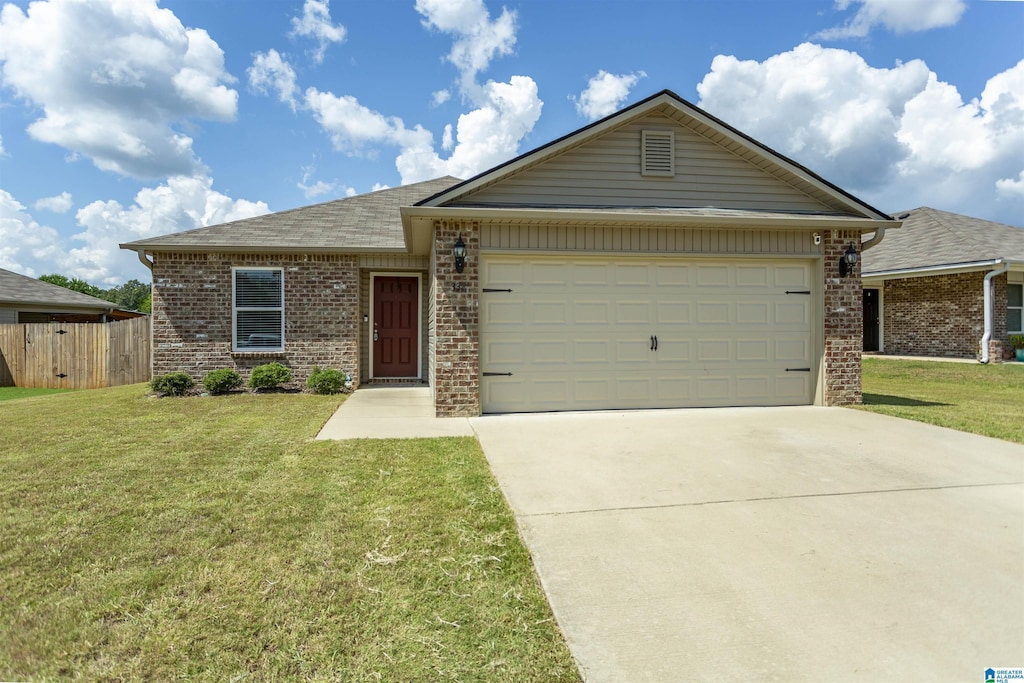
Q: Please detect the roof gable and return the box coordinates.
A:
[419,90,889,220]
[862,207,1024,274]
[0,268,118,310]
[121,176,462,253]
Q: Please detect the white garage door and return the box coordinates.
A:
[480,256,815,413]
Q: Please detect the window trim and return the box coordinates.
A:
[1009,282,1023,334]
[232,267,285,352]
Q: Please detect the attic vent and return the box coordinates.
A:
[641,130,674,177]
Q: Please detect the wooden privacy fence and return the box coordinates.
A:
[0,316,151,389]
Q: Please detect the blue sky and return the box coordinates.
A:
[1,0,1022,285]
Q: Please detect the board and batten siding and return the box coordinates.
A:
[452,114,834,213]
[481,224,819,256]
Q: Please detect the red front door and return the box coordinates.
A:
[373,276,419,377]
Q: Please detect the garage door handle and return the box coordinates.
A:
[650,335,655,351]
[654,335,658,351]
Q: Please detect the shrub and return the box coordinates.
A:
[249,362,293,390]
[203,368,242,395]
[307,367,348,395]
[150,372,195,397]
[1010,334,1024,350]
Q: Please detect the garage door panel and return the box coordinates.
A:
[480,256,815,413]
[573,301,610,324]
[697,302,731,324]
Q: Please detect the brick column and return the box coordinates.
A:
[823,230,863,406]
[432,220,480,416]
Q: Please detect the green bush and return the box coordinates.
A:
[203,368,242,395]
[1010,334,1024,350]
[249,362,293,390]
[306,367,348,395]
[150,372,195,397]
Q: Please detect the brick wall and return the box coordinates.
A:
[823,230,863,406]
[882,271,1008,360]
[431,221,480,417]
[151,252,360,386]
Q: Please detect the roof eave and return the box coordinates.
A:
[119,244,411,255]
[403,205,892,230]
[862,259,1024,281]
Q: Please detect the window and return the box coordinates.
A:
[233,268,283,351]
[1009,283,1023,334]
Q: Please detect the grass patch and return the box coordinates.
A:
[0,385,578,681]
[858,358,1024,444]
[0,386,73,401]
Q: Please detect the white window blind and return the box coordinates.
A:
[234,268,283,350]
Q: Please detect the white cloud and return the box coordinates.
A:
[696,45,1024,224]
[248,49,298,110]
[0,134,5,156]
[415,0,517,98]
[816,0,966,39]
[996,171,1024,198]
[0,177,268,285]
[573,70,647,121]
[433,89,451,106]
[0,189,63,276]
[0,0,237,179]
[297,165,347,199]
[34,191,73,213]
[71,175,269,284]
[290,0,346,64]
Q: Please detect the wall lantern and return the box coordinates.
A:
[453,234,467,273]
[839,243,859,277]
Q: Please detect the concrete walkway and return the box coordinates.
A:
[471,407,1024,682]
[315,386,474,439]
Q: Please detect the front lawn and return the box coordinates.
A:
[858,357,1024,444]
[0,385,578,681]
[0,386,73,401]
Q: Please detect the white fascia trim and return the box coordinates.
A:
[862,260,1010,281]
[403,206,888,230]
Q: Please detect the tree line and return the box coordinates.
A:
[40,274,152,313]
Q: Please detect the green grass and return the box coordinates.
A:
[0,386,73,401]
[0,385,578,681]
[858,357,1024,444]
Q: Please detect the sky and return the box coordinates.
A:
[1,0,1022,287]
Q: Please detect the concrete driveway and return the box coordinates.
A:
[469,406,1024,682]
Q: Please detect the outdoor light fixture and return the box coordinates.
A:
[453,234,467,273]
[839,243,859,277]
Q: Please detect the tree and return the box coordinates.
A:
[39,274,152,312]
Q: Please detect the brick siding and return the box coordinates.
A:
[431,221,480,417]
[151,253,360,387]
[823,230,863,406]
[882,271,1009,360]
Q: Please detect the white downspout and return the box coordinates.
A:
[980,260,1009,364]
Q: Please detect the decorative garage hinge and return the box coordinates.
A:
[482,372,514,377]
[785,368,811,372]
[482,288,513,293]
[785,290,811,295]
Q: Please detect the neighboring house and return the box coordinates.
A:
[0,268,140,323]
[861,207,1024,361]
[121,90,897,416]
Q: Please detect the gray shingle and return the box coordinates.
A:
[121,176,462,252]
[0,269,118,309]
[863,207,1024,274]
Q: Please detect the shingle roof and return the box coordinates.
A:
[121,176,462,252]
[862,207,1024,274]
[0,268,118,309]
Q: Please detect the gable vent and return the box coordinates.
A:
[641,130,674,177]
